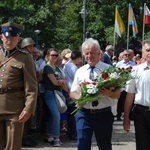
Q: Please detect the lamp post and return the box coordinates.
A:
[34,30,41,49]
[80,0,87,42]
[80,0,87,64]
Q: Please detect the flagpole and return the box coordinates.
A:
[113,5,117,56]
[113,26,116,56]
[127,3,130,49]
[142,3,146,42]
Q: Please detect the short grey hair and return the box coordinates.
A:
[105,45,114,51]
[82,38,101,55]
[142,39,150,51]
[128,49,134,53]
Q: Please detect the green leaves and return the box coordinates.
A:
[0,0,148,51]
[81,83,87,97]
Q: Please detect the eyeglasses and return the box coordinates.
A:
[124,54,130,56]
[50,54,58,57]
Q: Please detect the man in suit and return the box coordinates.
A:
[102,45,114,65]
[0,22,38,150]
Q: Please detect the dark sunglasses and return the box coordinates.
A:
[50,54,58,57]
[124,54,130,56]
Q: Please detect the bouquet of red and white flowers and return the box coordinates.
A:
[71,66,134,114]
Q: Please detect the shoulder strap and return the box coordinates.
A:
[0,51,21,68]
[56,66,65,78]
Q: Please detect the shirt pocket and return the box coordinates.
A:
[9,63,23,76]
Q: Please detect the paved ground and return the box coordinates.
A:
[22,119,136,150]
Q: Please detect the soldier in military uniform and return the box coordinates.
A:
[0,22,38,150]
[21,37,39,147]
[21,37,35,53]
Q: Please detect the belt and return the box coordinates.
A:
[81,107,111,114]
[0,87,24,94]
[136,104,150,111]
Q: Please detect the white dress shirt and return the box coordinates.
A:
[70,61,117,109]
[126,62,150,106]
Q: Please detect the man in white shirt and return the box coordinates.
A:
[123,39,150,150]
[70,38,120,150]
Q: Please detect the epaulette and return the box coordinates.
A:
[18,49,29,54]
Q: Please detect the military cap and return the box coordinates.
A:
[1,22,23,37]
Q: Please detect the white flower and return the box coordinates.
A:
[87,87,98,94]
[109,72,120,79]
[91,88,98,94]
[95,75,101,81]
[86,83,96,89]
[87,89,93,94]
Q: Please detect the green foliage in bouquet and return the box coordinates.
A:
[96,66,133,91]
[71,65,134,115]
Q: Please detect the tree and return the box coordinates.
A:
[0,0,150,52]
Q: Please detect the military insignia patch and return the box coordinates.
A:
[12,68,18,74]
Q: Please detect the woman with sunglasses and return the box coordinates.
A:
[43,48,66,147]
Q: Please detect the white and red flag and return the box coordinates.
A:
[145,6,150,24]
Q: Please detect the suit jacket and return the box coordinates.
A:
[102,52,112,65]
[0,48,38,115]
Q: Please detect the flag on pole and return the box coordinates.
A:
[115,6,125,37]
[128,4,138,37]
[145,6,150,24]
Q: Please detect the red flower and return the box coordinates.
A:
[84,80,91,85]
[93,82,97,85]
[129,66,133,72]
[84,80,97,85]
[102,73,109,79]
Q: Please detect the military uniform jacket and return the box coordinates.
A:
[0,48,38,115]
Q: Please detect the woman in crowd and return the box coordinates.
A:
[43,48,66,147]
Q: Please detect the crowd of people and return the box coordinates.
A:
[1,21,150,150]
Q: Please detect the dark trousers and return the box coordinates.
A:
[117,91,127,117]
[40,93,48,135]
[75,108,114,150]
[67,103,77,139]
[133,106,150,150]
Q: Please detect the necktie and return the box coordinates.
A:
[89,66,95,80]
[89,66,98,107]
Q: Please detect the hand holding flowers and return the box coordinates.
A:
[71,65,134,114]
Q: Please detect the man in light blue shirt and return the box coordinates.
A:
[115,49,136,120]
[116,49,136,68]
[63,50,82,90]
[63,50,82,140]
